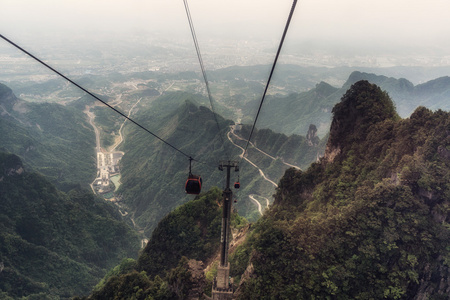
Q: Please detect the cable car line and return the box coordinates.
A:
[0,33,197,162]
[183,0,230,160]
[2,0,297,197]
[240,0,298,165]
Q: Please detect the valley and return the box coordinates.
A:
[4,64,450,232]
[85,105,124,199]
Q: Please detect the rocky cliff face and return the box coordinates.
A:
[306,124,319,147]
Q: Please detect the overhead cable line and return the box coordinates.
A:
[0,33,196,162]
[183,0,230,159]
[240,0,298,164]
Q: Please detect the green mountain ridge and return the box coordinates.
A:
[0,152,140,299]
[255,81,339,137]
[341,72,450,116]
[119,94,238,236]
[0,83,96,191]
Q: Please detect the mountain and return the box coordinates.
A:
[81,187,247,300]
[255,81,338,137]
[136,186,247,278]
[67,93,111,111]
[254,71,450,137]
[80,80,449,299]
[118,93,235,236]
[233,80,450,299]
[0,152,140,299]
[116,91,324,236]
[0,83,96,191]
[414,76,450,111]
[340,72,450,117]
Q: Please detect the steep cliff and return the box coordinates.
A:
[0,83,96,191]
[235,81,450,299]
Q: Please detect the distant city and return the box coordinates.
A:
[1,32,450,84]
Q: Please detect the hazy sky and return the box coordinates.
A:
[1,0,450,65]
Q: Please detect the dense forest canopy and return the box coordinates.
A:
[0,153,140,299]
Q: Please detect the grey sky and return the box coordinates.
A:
[1,0,450,66]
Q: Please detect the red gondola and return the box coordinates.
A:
[185,157,202,194]
[234,174,240,189]
[185,174,202,194]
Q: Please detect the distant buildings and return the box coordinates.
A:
[93,151,124,195]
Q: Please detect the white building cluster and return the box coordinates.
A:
[93,151,124,194]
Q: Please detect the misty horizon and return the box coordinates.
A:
[1,0,450,81]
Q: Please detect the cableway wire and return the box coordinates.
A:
[183,0,230,160]
[240,0,298,165]
[0,33,198,163]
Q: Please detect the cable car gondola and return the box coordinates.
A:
[185,173,202,194]
[185,157,202,195]
[234,174,240,189]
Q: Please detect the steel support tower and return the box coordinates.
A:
[212,161,238,300]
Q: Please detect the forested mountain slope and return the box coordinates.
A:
[234,80,450,299]
[119,94,235,236]
[82,187,247,300]
[0,153,140,299]
[252,80,338,138]
[0,83,96,191]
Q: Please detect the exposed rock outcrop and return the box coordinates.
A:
[306,124,319,146]
[186,260,207,300]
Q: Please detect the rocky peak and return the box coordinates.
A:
[306,124,319,146]
[185,259,207,300]
[314,81,338,98]
[324,80,398,162]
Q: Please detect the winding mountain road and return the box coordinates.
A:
[228,126,302,171]
[110,97,143,151]
[249,195,263,216]
[227,126,284,214]
[84,107,101,153]
[227,125,305,214]
[227,128,278,188]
